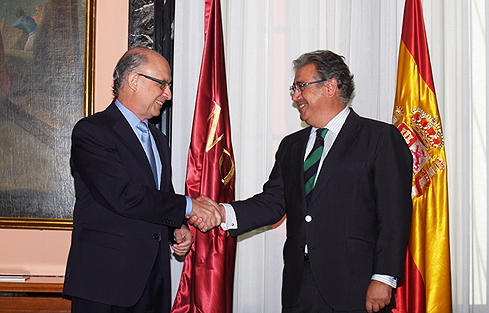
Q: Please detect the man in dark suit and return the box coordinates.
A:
[63,47,221,312]
[195,50,412,312]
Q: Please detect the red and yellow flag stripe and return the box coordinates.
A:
[392,0,452,312]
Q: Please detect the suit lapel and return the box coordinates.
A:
[308,110,361,205]
[105,102,157,188]
[291,128,311,209]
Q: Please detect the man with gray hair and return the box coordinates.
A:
[64,47,221,312]
[196,50,413,312]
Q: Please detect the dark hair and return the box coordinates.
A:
[293,50,355,104]
[112,48,149,97]
[15,9,25,18]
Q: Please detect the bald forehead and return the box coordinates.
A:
[147,51,169,68]
[127,48,169,75]
[138,51,171,84]
[124,47,167,66]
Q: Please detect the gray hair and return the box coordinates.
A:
[112,47,149,97]
[293,50,355,104]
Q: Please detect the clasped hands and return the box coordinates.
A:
[187,195,225,232]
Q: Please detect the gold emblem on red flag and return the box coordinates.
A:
[219,148,235,185]
[206,101,224,152]
[205,101,235,185]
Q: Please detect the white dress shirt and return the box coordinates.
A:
[221,106,396,288]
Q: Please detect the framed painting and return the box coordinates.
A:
[0,0,95,229]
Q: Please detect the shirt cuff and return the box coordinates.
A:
[220,203,238,231]
[185,196,192,217]
[371,274,397,288]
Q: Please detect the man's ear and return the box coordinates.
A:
[127,72,139,91]
[326,78,338,96]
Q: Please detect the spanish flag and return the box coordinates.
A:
[392,0,452,312]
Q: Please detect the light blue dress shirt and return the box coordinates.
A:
[115,100,192,216]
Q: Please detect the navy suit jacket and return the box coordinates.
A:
[230,109,413,311]
[63,102,187,307]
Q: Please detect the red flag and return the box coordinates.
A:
[171,0,237,312]
[392,0,452,312]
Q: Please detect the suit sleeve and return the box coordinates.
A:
[372,124,413,278]
[229,140,289,236]
[71,118,187,226]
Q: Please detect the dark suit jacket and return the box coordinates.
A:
[63,102,187,307]
[230,109,412,311]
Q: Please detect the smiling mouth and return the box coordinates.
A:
[155,100,164,107]
[292,101,307,110]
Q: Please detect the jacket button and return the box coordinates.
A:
[305,215,312,223]
[153,234,159,240]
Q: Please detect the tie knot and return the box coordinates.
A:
[137,121,149,133]
[317,128,327,139]
[137,121,150,143]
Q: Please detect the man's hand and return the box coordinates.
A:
[172,224,193,256]
[187,195,224,232]
[366,280,392,313]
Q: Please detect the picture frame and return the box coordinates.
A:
[0,0,95,230]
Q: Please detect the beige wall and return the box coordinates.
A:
[0,0,129,276]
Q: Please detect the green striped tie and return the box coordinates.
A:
[304,128,328,203]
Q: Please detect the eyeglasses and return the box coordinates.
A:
[289,79,327,94]
[138,73,172,91]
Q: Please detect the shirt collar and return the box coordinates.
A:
[115,99,147,129]
[310,106,350,137]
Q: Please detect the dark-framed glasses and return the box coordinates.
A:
[138,73,172,91]
[289,79,327,94]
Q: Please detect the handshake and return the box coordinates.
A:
[186,195,225,232]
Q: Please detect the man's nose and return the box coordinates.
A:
[291,88,302,101]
